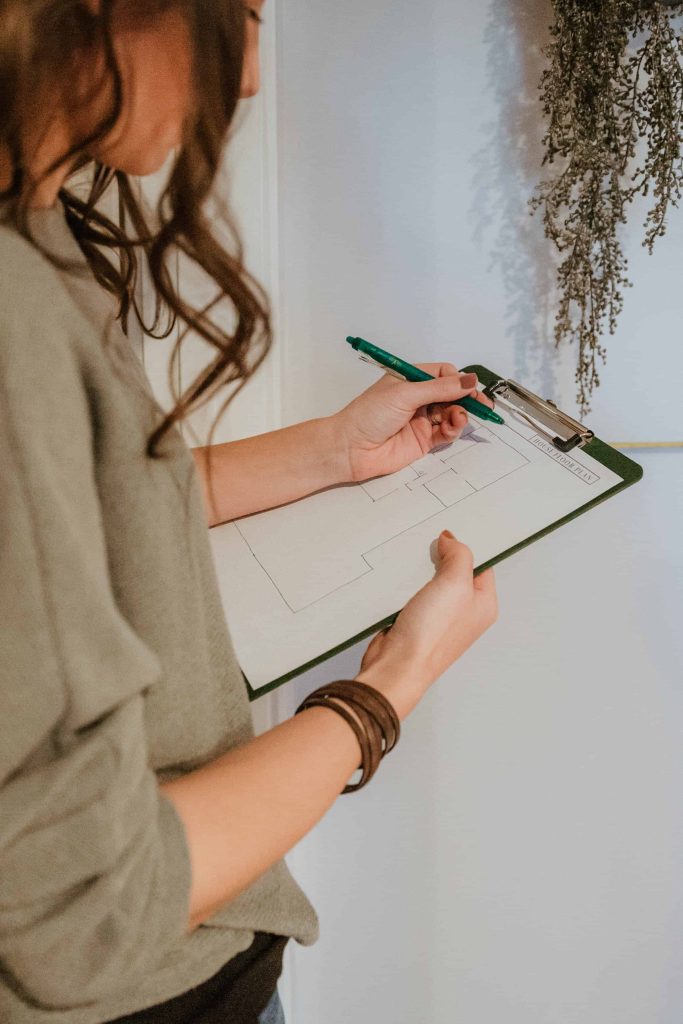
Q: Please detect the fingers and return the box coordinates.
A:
[446,405,468,432]
[375,362,498,415]
[413,363,479,393]
[434,534,498,625]
[412,361,461,377]
[435,530,474,578]
[399,373,478,413]
[434,407,468,442]
[401,362,498,411]
[425,403,468,434]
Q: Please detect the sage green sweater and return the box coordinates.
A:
[0,204,319,1023]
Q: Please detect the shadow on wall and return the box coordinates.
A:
[471,0,561,400]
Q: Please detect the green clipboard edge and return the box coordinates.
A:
[245,364,643,700]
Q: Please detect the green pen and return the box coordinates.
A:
[346,335,505,425]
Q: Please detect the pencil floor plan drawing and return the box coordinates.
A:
[234,423,530,612]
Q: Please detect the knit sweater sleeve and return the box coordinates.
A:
[0,252,192,1010]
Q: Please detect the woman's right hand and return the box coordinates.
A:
[356,530,498,720]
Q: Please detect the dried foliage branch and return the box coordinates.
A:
[531,0,683,413]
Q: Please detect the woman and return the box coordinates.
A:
[0,1,498,1022]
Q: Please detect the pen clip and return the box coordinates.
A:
[357,353,406,381]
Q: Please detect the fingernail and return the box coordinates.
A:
[440,529,455,539]
[460,372,478,388]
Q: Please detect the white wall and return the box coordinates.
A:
[139,2,683,1021]
[273,3,683,1023]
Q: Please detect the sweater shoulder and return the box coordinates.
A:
[0,221,82,303]
[0,223,96,385]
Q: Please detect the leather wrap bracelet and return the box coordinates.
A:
[295,679,401,793]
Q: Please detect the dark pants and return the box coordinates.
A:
[106,934,288,1024]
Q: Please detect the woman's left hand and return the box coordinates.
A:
[333,363,496,483]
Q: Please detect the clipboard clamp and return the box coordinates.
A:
[483,378,594,453]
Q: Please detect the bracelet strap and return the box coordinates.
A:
[300,696,375,789]
[295,679,401,793]
[322,680,400,754]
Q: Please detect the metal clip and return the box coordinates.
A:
[357,353,406,381]
[483,378,594,453]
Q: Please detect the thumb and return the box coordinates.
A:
[435,529,474,578]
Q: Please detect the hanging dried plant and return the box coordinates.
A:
[531,0,683,413]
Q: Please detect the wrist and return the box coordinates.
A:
[323,410,355,484]
[354,660,427,723]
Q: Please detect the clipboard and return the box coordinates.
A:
[209,364,643,700]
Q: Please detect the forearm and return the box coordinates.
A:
[160,702,364,930]
[191,415,350,526]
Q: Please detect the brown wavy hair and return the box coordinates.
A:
[0,0,271,477]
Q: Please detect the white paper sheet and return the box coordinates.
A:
[209,405,624,691]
